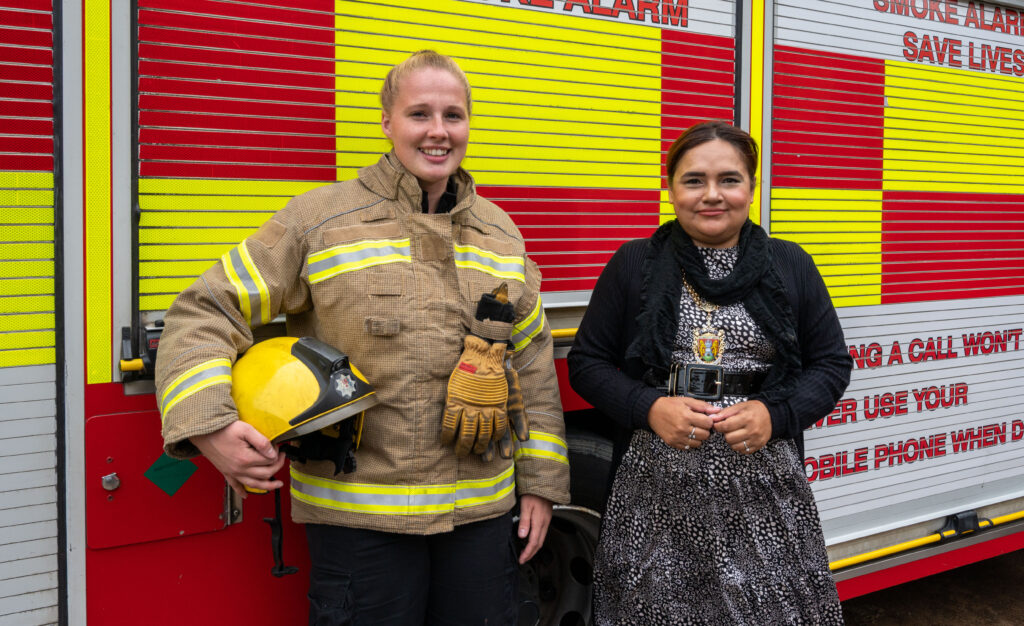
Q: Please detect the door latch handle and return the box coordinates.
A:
[101,472,121,491]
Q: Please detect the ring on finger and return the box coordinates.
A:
[688,425,696,440]
[683,443,691,451]
[743,440,750,453]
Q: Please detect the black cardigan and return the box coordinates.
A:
[567,236,853,460]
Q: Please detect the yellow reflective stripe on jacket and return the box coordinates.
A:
[289,464,515,515]
[514,430,569,465]
[160,358,232,420]
[221,241,272,327]
[453,243,525,283]
[307,238,411,285]
[511,297,544,352]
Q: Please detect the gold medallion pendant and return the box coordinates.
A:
[683,275,725,365]
[693,326,725,365]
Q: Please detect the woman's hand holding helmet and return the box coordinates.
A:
[191,420,286,497]
[647,396,718,451]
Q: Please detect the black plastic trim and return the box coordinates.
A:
[289,338,372,426]
[51,2,67,623]
[130,0,141,352]
[734,0,745,127]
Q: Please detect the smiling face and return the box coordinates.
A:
[381,67,469,199]
[668,138,754,248]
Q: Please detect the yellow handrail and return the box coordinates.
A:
[829,508,1024,571]
[119,358,144,372]
[990,509,1024,526]
[550,328,578,340]
[829,531,951,571]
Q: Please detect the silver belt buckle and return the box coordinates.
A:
[672,363,724,401]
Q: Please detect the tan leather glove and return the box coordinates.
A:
[505,361,529,443]
[481,358,531,462]
[441,335,509,456]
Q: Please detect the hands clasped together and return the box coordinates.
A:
[647,396,771,455]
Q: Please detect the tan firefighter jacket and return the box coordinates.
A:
[155,153,570,534]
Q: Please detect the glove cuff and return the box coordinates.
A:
[470,318,513,344]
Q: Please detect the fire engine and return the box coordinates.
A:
[2,0,1023,623]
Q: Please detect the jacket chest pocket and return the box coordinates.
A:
[453,237,527,332]
[308,224,410,339]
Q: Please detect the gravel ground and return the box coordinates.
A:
[842,549,1024,625]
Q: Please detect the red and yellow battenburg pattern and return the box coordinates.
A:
[882,60,1024,303]
[771,44,1023,307]
[0,1,56,368]
[136,0,735,307]
[770,46,885,308]
[136,0,336,311]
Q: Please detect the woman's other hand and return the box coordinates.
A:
[517,494,553,564]
[713,400,771,454]
[191,421,286,497]
[647,396,718,450]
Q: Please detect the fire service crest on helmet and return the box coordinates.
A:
[334,374,357,399]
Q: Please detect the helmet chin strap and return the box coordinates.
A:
[281,415,362,476]
[260,416,364,579]
[263,488,299,578]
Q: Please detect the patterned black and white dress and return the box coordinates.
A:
[593,247,843,625]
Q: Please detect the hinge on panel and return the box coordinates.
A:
[222,482,243,527]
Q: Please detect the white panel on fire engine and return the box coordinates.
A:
[804,296,1024,544]
[0,3,60,624]
[768,0,1024,545]
[134,0,738,318]
[0,366,59,625]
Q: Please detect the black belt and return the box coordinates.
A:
[662,363,767,401]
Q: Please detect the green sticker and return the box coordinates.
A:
[144,453,197,496]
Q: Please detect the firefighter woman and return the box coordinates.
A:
[155,50,570,625]
[568,122,852,624]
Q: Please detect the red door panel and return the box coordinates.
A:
[85,410,225,548]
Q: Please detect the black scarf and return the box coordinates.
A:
[626,219,801,406]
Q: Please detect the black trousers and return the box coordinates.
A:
[305,512,519,626]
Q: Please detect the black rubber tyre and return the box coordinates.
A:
[518,430,613,626]
[565,430,613,515]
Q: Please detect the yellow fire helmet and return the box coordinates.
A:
[231,336,377,444]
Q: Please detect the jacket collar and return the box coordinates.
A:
[358,151,477,215]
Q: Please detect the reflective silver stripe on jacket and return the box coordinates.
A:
[160,358,232,420]
[307,238,412,284]
[453,243,526,283]
[221,241,271,327]
[511,296,545,352]
[289,464,515,515]
[514,430,569,465]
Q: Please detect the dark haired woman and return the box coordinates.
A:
[568,121,851,624]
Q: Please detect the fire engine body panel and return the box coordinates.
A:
[0,0,1022,623]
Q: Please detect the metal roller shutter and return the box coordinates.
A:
[770,0,1024,549]
[0,1,55,365]
[0,1,59,624]
[136,0,739,315]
